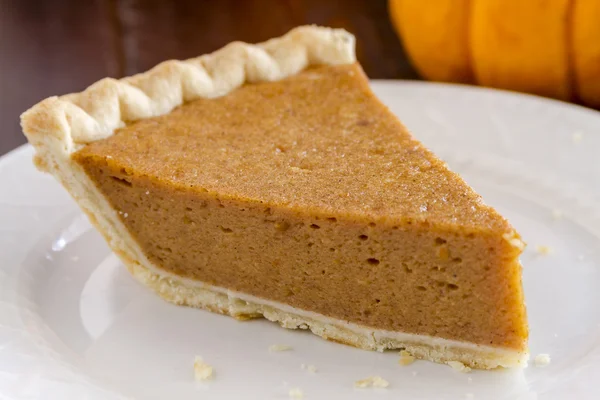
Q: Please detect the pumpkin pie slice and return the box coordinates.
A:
[21,26,528,369]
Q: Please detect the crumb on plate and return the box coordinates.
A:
[354,376,389,388]
[300,364,317,373]
[269,344,293,352]
[535,245,553,255]
[398,350,416,366]
[289,387,304,399]
[534,353,551,367]
[193,356,214,381]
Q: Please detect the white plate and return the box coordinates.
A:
[1,82,600,400]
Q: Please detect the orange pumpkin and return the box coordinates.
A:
[389,0,600,108]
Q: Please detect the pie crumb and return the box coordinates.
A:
[354,376,389,388]
[534,353,551,367]
[398,350,416,366]
[289,387,304,399]
[447,361,472,373]
[551,209,563,220]
[572,131,583,144]
[300,363,317,373]
[193,356,213,381]
[269,344,292,352]
[502,232,525,250]
[466,393,474,399]
[535,245,553,255]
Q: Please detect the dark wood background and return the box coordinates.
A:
[0,0,418,156]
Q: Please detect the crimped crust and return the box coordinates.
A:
[20,26,527,369]
[21,25,355,171]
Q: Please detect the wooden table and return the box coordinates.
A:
[0,0,418,156]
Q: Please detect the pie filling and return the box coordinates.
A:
[72,64,527,354]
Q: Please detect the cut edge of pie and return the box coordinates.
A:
[21,26,528,369]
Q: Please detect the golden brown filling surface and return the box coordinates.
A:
[73,64,527,350]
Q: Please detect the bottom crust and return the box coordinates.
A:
[124,260,528,370]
